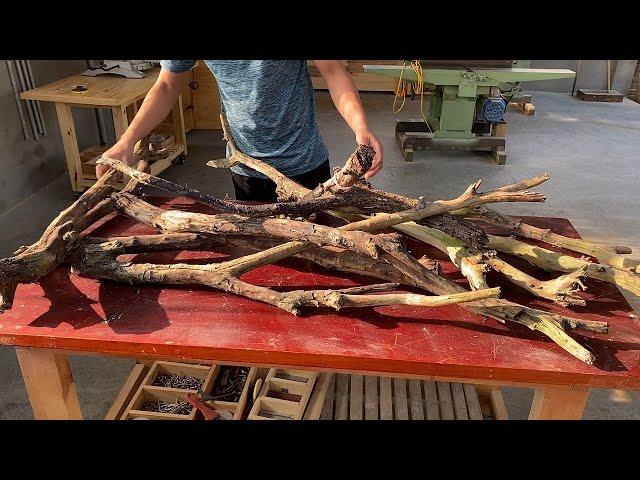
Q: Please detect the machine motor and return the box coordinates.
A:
[476,96,507,123]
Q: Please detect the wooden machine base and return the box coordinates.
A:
[395,121,507,165]
[508,94,536,115]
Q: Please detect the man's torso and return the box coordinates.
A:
[160,60,328,178]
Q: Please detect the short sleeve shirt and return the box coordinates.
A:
[160,60,329,178]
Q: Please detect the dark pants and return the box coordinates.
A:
[231,160,331,202]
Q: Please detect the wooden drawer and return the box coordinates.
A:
[122,361,216,420]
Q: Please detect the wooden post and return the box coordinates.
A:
[111,105,129,140]
[528,385,590,420]
[54,102,82,191]
[171,94,188,155]
[104,362,148,420]
[111,105,131,185]
[490,122,507,165]
[16,348,83,420]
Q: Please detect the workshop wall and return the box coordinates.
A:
[0,61,99,215]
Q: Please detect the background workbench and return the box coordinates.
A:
[2,196,639,420]
[20,68,188,193]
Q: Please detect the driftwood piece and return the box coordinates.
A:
[98,148,374,219]
[84,231,607,338]
[210,114,488,247]
[467,205,639,274]
[0,168,117,312]
[401,223,589,307]
[0,139,154,313]
[205,129,597,363]
[303,144,375,199]
[72,240,499,315]
[487,234,640,297]
[113,193,408,260]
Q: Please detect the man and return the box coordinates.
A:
[97,60,383,200]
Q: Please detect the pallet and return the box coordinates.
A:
[248,369,318,420]
[320,374,506,420]
[395,120,507,165]
[576,89,624,103]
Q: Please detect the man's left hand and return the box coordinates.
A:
[355,127,383,179]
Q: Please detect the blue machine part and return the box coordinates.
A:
[478,97,507,123]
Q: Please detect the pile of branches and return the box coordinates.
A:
[2,115,639,365]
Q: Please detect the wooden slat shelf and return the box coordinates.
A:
[76,143,185,190]
[320,374,504,420]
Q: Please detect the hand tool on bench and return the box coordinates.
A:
[185,393,233,420]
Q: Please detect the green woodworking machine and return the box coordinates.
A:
[363,60,575,163]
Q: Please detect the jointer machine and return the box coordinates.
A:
[363,60,575,164]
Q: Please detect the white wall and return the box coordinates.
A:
[0,60,99,214]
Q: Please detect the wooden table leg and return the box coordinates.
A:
[54,102,82,192]
[528,385,590,420]
[172,94,188,155]
[16,347,83,419]
[111,105,129,140]
[111,105,132,185]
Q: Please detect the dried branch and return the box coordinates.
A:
[400,223,589,307]
[468,206,639,273]
[205,121,597,362]
[113,193,407,260]
[72,241,499,315]
[303,144,375,198]
[487,234,640,297]
[98,152,376,219]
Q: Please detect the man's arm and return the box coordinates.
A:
[312,60,383,178]
[96,69,191,178]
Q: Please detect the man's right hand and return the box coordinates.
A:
[96,140,135,179]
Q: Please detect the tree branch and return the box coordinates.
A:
[468,206,639,273]
[487,234,640,297]
[72,241,499,316]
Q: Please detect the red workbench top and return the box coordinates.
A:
[1,197,639,388]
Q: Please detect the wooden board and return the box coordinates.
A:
[20,68,161,107]
[3,197,640,390]
[192,62,222,129]
[576,89,624,102]
[309,60,401,92]
[303,373,333,420]
[105,362,148,420]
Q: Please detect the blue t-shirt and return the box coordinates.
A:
[160,60,329,178]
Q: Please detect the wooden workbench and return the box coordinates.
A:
[20,68,187,193]
[2,197,639,420]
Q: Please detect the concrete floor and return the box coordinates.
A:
[1,91,639,419]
